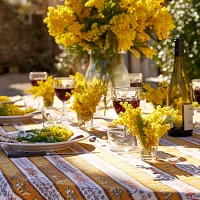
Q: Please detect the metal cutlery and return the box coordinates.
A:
[6,151,100,158]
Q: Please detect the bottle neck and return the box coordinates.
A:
[175,38,184,56]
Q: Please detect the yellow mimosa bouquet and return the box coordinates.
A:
[71,72,107,127]
[26,76,55,107]
[44,0,174,59]
[113,103,178,152]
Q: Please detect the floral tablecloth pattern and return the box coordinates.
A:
[0,117,200,200]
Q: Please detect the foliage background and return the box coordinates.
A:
[154,0,200,81]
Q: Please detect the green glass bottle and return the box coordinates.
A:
[167,38,193,137]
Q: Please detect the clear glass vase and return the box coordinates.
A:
[85,51,130,88]
[43,97,54,107]
[137,136,159,162]
[85,51,130,115]
[77,113,93,129]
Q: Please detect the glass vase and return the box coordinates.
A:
[137,136,159,162]
[77,113,93,129]
[85,51,130,115]
[85,51,130,88]
[43,97,54,107]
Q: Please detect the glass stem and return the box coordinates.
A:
[61,101,66,123]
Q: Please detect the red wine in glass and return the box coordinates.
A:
[113,98,140,115]
[130,82,142,87]
[54,88,73,102]
[194,87,200,104]
[29,72,48,86]
[54,77,75,123]
[31,79,46,86]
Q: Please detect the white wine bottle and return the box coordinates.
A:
[167,38,193,137]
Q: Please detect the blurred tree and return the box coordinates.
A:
[154,0,200,81]
[55,45,89,76]
[3,0,32,23]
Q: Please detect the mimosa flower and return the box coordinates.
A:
[141,81,169,107]
[113,104,178,150]
[25,76,55,106]
[44,0,175,59]
[70,72,107,125]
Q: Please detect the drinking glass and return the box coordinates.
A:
[54,77,74,123]
[192,79,200,104]
[129,73,143,87]
[112,87,140,115]
[107,127,135,152]
[29,72,48,86]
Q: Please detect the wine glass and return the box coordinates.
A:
[129,73,143,87]
[29,72,48,86]
[54,77,74,123]
[29,72,48,109]
[192,79,200,104]
[112,87,140,115]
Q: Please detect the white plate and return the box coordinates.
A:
[0,111,40,123]
[0,131,89,152]
[0,95,22,105]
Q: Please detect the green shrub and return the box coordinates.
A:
[154,0,200,81]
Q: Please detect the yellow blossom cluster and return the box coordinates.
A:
[70,72,107,125]
[0,96,9,102]
[17,126,74,143]
[0,104,36,116]
[112,103,178,150]
[44,0,175,59]
[25,76,55,107]
[141,81,168,107]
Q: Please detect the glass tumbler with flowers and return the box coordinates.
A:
[70,72,107,128]
[112,103,178,161]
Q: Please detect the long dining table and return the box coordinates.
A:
[0,97,200,200]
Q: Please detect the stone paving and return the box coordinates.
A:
[0,73,31,96]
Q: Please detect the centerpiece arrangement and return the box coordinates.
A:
[44,0,175,101]
[26,76,55,107]
[112,103,178,161]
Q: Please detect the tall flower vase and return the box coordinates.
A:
[85,51,130,87]
[85,51,130,115]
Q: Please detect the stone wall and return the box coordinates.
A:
[0,0,59,74]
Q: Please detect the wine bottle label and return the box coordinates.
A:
[183,104,193,130]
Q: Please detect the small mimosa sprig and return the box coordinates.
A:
[141,81,168,107]
[25,76,55,106]
[112,103,178,150]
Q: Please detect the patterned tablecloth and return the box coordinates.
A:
[0,109,200,200]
